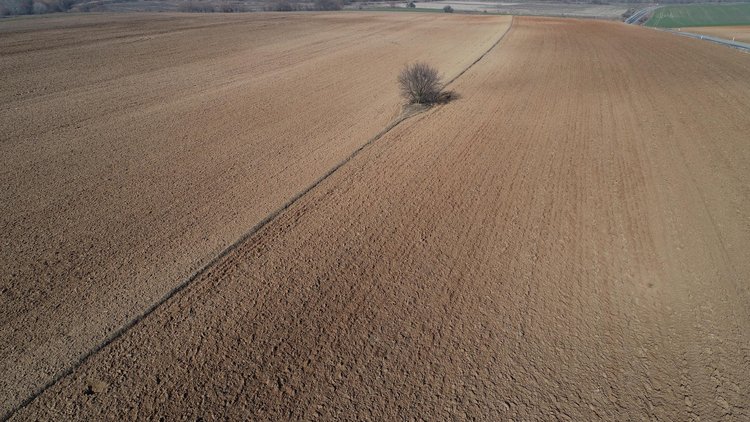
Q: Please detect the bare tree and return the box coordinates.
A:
[397,62,442,104]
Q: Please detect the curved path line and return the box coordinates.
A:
[445,17,514,87]
[1,16,514,422]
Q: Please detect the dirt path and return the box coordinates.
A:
[8,17,749,420]
[0,13,512,416]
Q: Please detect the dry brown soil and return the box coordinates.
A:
[685,25,750,43]
[0,12,511,417]
[4,15,750,421]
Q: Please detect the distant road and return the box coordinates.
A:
[624,6,750,53]
[624,6,658,25]
[666,29,750,53]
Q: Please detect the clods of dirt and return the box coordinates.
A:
[84,380,108,396]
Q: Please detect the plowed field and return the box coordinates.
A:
[0,12,511,417]
[4,15,750,421]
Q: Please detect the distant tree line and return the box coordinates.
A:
[268,0,345,11]
[1,0,75,16]
[0,0,347,15]
[180,1,250,12]
[3,0,749,17]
